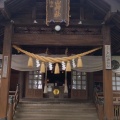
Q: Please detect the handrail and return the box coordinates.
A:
[94,89,120,120]
[7,84,19,120]
[94,89,104,120]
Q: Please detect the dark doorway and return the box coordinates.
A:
[45,71,71,98]
[47,71,64,86]
[47,71,71,87]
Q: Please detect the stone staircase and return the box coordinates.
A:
[14,99,98,120]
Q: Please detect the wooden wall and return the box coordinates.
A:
[93,71,103,91]
[10,69,19,91]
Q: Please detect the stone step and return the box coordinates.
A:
[18,103,95,107]
[16,111,96,116]
[14,117,99,120]
[16,108,96,113]
[15,113,97,118]
[14,101,98,120]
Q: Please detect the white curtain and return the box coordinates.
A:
[0,54,120,73]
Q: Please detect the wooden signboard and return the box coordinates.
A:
[105,45,111,69]
[2,56,8,78]
[46,0,70,26]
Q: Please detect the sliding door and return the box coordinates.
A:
[25,71,43,98]
[71,70,88,99]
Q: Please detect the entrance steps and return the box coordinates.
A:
[14,100,98,120]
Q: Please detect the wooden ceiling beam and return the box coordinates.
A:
[87,0,107,14]
[1,7,11,20]
[103,11,116,24]
[12,18,102,27]
[104,0,120,12]
[12,33,103,46]
[0,0,4,9]
[32,2,37,22]
[0,1,11,19]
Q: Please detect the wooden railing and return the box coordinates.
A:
[7,84,19,120]
[113,97,120,120]
[114,104,120,120]
[94,89,104,120]
[94,89,120,120]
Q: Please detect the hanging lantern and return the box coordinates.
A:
[28,57,33,67]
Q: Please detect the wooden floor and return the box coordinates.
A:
[14,99,99,120]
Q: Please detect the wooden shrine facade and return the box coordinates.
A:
[0,0,120,120]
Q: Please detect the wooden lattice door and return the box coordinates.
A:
[25,71,43,98]
[71,70,88,99]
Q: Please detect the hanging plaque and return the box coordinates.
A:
[2,56,8,78]
[46,0,70,26]
[105,45,111,69]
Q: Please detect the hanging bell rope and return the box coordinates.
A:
[64,71,68,93]
[13,45,102,63]
[44,65,48,93]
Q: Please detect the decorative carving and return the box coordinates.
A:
[54,0,61,18]
[14,26,101,35]
[49,0,54,8]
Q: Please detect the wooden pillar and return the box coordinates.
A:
[102,25,114,120]
[0,23,13,120]
[87,72,94,101]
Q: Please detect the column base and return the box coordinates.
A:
[0,117,7,120]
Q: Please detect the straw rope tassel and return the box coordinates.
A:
[66,61,71,72]
[40,62,45,73]
[28,57,33,67]
[54,63,60,74]
[77,57,83,67]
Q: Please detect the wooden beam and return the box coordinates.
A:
[87,0,107,14]
[0,0,4,9]
[0,0,10,19]
[103,11,116,24]
[79,6,84,24]
[104,0,120,12]
[102,25,114,120]
[1,7,11,20]
[32,0,37,22]
[0,23,13,120]
[11,19,102,26]
[12,34,103,46]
